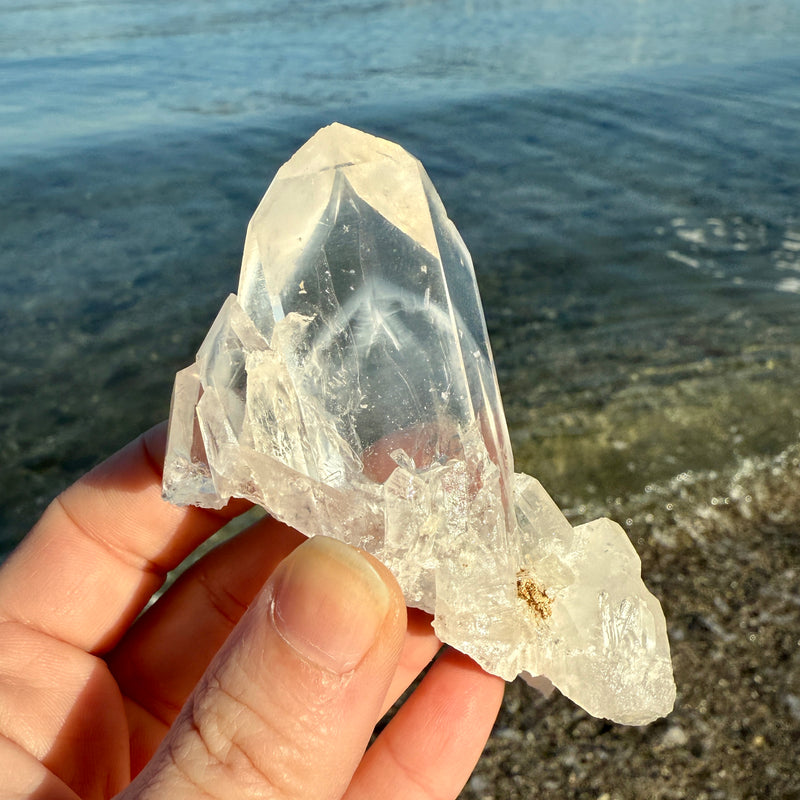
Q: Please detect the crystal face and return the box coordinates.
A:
[163,123,675,725]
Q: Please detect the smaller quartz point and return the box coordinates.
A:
[164,123,675,725]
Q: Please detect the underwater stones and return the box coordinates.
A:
[163,123,675,724]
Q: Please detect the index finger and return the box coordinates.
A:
[0,422,250,654]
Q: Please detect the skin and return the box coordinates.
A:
[0,423,504,799]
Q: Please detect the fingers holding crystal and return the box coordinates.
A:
[0,423,251,655]
[106,514,304,773]
[0,621,130,797]
[107,513,440,775]
[345,648,504,800]
[120,537,407,800]
[378,607,442,715]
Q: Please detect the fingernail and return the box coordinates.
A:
[271,536,391,673]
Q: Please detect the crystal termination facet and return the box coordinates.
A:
[163,123,676,725]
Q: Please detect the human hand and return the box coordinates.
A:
[0,423,504,799]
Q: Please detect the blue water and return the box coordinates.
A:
[3,0,800,158]
[2,0,800,550]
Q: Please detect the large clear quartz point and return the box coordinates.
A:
[163,123,675,725]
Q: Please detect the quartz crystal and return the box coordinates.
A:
[163,123,675,725]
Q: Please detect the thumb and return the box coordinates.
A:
[122,535,407,800]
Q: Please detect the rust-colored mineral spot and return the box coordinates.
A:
[516,569,553,621]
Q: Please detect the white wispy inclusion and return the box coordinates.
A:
[163,123,675,725]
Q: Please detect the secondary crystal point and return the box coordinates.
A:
[163,123,675,725]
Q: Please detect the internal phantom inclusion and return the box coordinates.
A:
[163,123,675,725]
